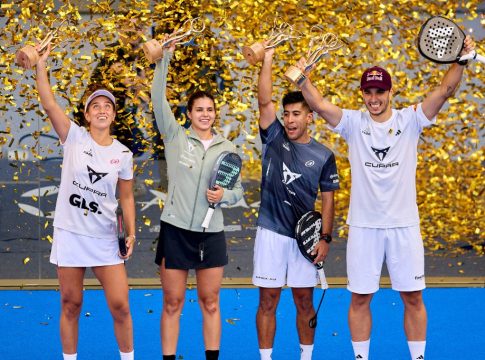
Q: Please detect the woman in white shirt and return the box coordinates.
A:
[34,41,136,360]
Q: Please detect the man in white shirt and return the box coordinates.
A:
[295,35,475,360]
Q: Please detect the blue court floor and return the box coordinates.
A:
[1,288,484,359]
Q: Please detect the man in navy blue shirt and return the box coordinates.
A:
[252,45,340,360]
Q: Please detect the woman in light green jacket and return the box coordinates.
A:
[151,42,243,360]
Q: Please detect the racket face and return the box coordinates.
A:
[208,151,242,189]
[295,211,322,264]
[418,16,465,63]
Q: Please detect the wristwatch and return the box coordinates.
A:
[320,233,332,244]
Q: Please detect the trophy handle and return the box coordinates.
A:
[242,42,266,65]
[143,39,164,63]
[284,65,307,87]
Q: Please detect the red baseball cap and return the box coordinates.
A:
[360,66,392,91]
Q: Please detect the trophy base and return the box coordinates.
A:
[284,65,307,87]
[242,42,265,65]
[16,45,39,69]
[143,39,164,63]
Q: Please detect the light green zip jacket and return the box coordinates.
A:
[151,52,243,232]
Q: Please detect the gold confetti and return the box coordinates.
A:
[0,0,482,258]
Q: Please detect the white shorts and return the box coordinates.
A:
[50,227,124,267]
[252,227,318,288]
[347,225,426,294]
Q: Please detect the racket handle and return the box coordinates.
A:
[459,51,485,64]
[318,268,329,290]
[201,205,215,229]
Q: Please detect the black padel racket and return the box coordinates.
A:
[201,151,242,229]
[116,206,127,257]
[417,16,484,64]
[295,210,329,329]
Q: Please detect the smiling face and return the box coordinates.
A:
[187,96,216,136]
[361,87,393,122]
[283,102,312,143]
[84,96,116,132]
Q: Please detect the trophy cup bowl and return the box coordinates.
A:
[284,65,307,87]
[16,45,40,70]
[143,39,164,63]
[242,42,266,65]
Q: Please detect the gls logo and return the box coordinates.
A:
[69,194,102,215]
[87,165,108,184]
[371,146,390,161]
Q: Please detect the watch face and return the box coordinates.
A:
[321,234,332,243]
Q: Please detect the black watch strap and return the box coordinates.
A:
[320,233,332,244]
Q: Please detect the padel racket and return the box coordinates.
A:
[295,210,329,329]
[417,16,484,64]
[201,151,242,229]
[116,205,127,257]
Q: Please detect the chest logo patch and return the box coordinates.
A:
[371,146,390,161]
[282,162,302,185]
[87,165,108,184]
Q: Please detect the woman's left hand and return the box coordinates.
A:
[207,185,224,204]
[120,235,136,260]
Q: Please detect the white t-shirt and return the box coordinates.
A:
[332,104,436,228]
[53,121,133,238]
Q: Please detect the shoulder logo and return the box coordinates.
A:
[305,160,315,167]
[282,142,290,151]
[282,162,302,185]
[371,146,390,161]
[87,165,108,184]
[83,148,93,157]
[361,127,370,136]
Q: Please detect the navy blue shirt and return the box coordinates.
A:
[257,119,340,238]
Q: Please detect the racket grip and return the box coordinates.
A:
[459,51,485,64]
[318,268,329,290]
[201,205,215,229]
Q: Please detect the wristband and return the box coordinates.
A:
[457,59,468,66]
[320,233,332,244]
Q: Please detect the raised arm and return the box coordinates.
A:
[258,44,277,130]
[150,42,179,138]
[421,36,475,120]
[35,43,70,143]
[297,58,343,128]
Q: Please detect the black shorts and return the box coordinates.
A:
[155,221,228,270]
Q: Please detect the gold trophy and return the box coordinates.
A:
[284,26,343,86]
[143,17,205,63]
[242,20,300,65]
[16,20,66,70]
